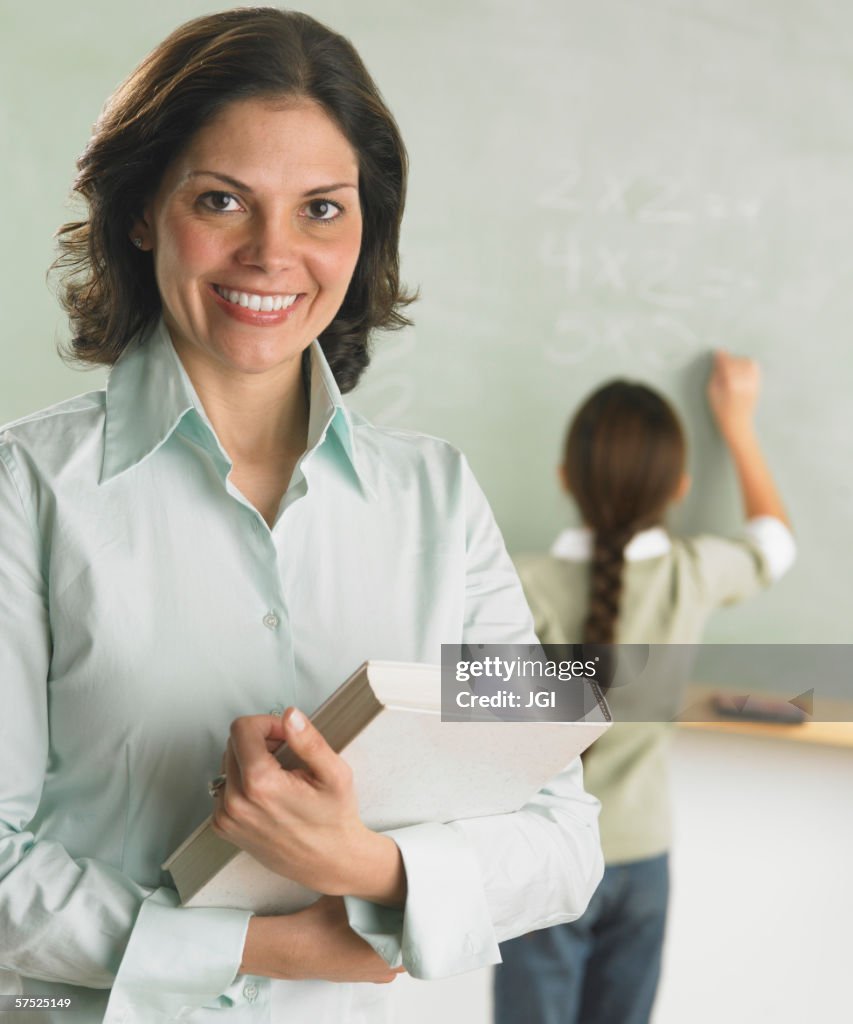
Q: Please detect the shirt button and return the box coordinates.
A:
[262,612,280,630]
[243,981,259,1003]
[269,704,285,716]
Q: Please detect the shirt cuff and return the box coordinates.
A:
[344,822,501,980]
[743,516,797,582]
[103,887,252,1023]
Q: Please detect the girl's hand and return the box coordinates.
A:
[212,708,405,905]
[707,349,761,440]
[240,896,406,983]
[705,348,790,525]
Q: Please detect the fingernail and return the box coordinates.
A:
[289,708,306,732]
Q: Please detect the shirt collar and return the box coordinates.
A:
[301,333,373,499]
[304,332,360,473]
[550,525,672,562]
[100,317,363,488]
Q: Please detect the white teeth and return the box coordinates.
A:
[215,285,298,311]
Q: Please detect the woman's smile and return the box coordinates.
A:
[209,283,304,324]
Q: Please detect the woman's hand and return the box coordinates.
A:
[212,708,406,906]
[240,896,406,983]
[707,348,761,442]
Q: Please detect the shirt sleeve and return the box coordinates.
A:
[742,515,797,581]
[686,515,797,606]
[0,445,252,1021]
[345,455,603,979]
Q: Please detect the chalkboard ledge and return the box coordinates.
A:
[676,685,853,750]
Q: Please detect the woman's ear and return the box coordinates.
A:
[673,472,691,503]
[557,464,571,494]
[129,210,153,252]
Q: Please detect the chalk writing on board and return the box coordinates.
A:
[537,161,761,367]
[536,162,762,224]
[544,312,700,367]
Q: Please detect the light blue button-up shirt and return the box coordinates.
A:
[0,319,602,1023]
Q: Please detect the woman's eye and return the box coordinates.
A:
[304,199,343,222]
[199,191,242,213]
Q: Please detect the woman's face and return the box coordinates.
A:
[133,96,363,378]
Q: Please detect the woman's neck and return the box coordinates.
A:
[173,344,310,466]
[198,372,309,466]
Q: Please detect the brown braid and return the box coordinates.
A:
[583,527,634,644]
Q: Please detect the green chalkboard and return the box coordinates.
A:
[2,0,850,643]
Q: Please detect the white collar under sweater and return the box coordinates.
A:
[550,526,671,562]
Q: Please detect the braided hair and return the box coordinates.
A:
[563,382,686,644]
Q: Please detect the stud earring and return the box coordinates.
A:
[132,237,144,249]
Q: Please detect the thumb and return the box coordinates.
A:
[282,707,340,783]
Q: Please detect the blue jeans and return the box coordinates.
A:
[494,853,669,1024]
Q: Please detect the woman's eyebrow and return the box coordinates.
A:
[187,170,358,196]
[188,170,253,192]
[303,182,358,197]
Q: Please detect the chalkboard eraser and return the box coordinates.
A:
[711,693,808,725]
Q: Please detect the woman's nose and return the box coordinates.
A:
[236,213,301,273]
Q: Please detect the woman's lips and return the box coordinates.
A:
[208,284,304,325]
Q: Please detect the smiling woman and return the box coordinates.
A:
[53,7,413,389]
[0,8,604,1024]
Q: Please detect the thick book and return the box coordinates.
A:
[163,660,610,914]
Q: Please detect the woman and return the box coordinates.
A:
[0,10,602,1023]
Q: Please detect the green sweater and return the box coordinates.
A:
[515,525,787,864]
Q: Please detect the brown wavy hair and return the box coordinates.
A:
[563,381,686,644]
[52,7,415,393]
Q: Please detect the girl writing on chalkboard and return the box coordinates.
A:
[493,350,796,1024]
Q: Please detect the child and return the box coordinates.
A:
[493,350,796,1024]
